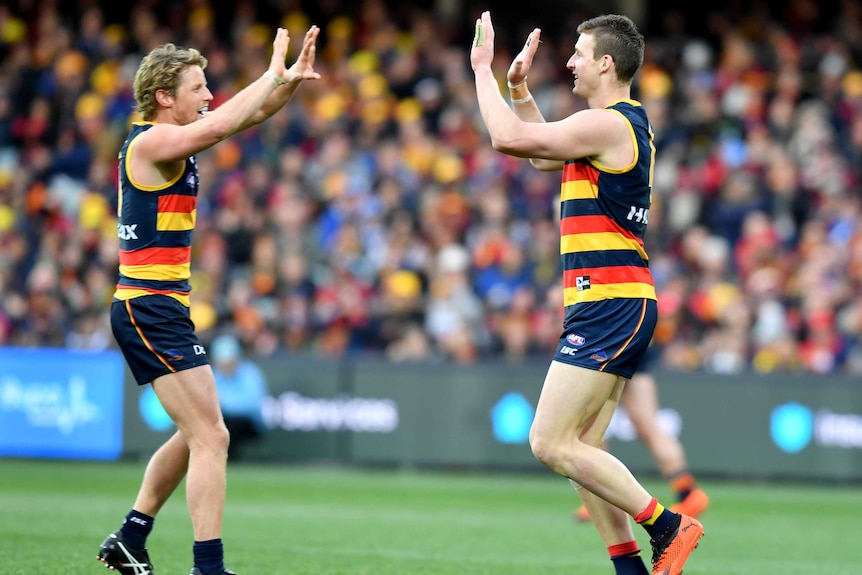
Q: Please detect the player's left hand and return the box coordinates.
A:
[470,11,495,71]
[507,28,542,87]
[283,24,322,84]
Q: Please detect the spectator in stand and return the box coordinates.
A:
[210,333,270,461]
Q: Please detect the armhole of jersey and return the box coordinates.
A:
[125,130,186,192]
[589,109,639,174]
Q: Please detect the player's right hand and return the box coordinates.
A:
[269,27,290,79]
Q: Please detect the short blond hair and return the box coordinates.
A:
[133,43,208,120]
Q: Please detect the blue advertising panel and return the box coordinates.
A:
[0,347,125,460]
[113,353,862,480]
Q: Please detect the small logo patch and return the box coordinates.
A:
[576,276,591,291]
[162,349,183,362]
[566,333,586,347]
[590,349,608,363]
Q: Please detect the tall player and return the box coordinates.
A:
[470,11,704,575]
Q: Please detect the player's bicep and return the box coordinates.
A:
[516,109,623,162]
[134,121,224,164]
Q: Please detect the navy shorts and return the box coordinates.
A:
[111,295,210,385]
[553,298,657,380]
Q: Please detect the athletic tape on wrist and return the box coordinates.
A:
[511,93,533,105]
[264,70,287,86]
[507,77,527,90]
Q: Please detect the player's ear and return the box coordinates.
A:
[155,89,174,109]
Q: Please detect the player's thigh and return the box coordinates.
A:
[153,365,224,442]
[532,360,621,442]
[581,377,626,447]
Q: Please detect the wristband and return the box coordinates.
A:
[264,70,288,86]
[511,93,533,105]
[507,77,527,90]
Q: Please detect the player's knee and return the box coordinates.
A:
[188,420,230,457]
[529,429,560,469]
[215,420,231,452]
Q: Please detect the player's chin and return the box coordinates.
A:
[183,112,206,126]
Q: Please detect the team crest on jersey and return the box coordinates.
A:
[590,349,608,363]
[186,172,196,188]
[566,333,586,347]
[162,349,184,362]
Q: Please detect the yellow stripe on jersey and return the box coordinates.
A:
[564,283,656,305]
[156,210,196,231]
[118,262,191,281]
[561,179,599,201]
[561,232,648,259]
[113,287,191,306]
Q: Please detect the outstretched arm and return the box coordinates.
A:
[135,27,316,164]
[470,11,627,165]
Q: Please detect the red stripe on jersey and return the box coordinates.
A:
[119,246,192,266]
[563,266,654,287]
[562,161,599,184]
[560,215,641,243]
[158,194,196,213]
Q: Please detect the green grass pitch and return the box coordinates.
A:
[0,458,859,574]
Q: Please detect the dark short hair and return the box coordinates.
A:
[577,14,644,84]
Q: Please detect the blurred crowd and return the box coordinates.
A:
[1,0,861,374]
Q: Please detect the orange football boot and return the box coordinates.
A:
[650,514,704,575]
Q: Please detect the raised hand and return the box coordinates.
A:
[470,11,496,71]
[269,27,290,78]
[284,25,321,83]
[507,28,542,87]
